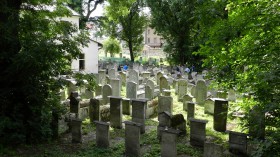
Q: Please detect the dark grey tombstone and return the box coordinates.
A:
[124,121,142,157]
[94,121,110,148]
[204,142,223,157]
[213,99,228,132]
[161,128,180,157]
[69,91,80,118]
[131,99,147,134]
[158,96,173,115]
[183,94,194,111]
[249,105,265,139]
[122,98,131,115]
[158,111,172,127]
[228,131,248,156]
[89,97,102,123]
[109,96,123,129]
[71,118,82,143]
[189,118,208,147]
[187,102,195,123]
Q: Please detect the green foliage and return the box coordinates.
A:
[105,0,148,62]
[147,0,204,66]
[0,0,90,145]
[102,37,122,57]
[72,72,97,91]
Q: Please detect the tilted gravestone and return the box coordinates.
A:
[126,81,137,99]
[158,96,173,115]
[161,127,180,157]
[213,99,228,132]
[183,94,194,111]
[110,78,121,97]
[94,121,110,148]
[71,118,82,143]
[109,96,123,129]
[177,79,188,101]
[102,84,112,105]
[189,118,208,147]
[195,79,207,106]
[124,121,142,157]
[131,99,147,134]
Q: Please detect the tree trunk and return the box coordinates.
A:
[128,40,134,62]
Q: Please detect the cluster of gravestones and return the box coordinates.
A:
[55,63,265,157]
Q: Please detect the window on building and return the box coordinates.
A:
[154,38,157,43]
[79,53,85,70]
[148,38,150,43]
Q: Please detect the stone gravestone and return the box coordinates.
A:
[156,72,163,85]
[161,128,180,157]
[158,96,173,115]
[109,96,123,129]
[195,79,207,106]
[146,79,155,97]
[98,70,106,85]
[108,68,116,79]
[89,97,102,123]
[183,94,194,111]
[102,84,112,105]
[110,78,121,97]
[95,84,103,96]
[187,102,195,123]
[122,98,131,115]
[189,118,208,147]
[126,81,137,99]
[204,142,224,157]
[145,85,153,100]
[119,71,126,86]
[248,105,265,139]
[69,91,80,118]
[177,79,188,102]
[94,121,110,148]
[124,121,142,157]
[71,118,82,143]
[160,75,169,93]
[228,131,248,156]
[214,99,228,132]
[131,99,147,134]
[157,111,172,139]
[128,69,139,87]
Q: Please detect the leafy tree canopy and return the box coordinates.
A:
[103,37,122,57]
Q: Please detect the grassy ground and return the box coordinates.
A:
[1,85,245,157]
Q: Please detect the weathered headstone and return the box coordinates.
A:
[195,79,207,105]
[110,78,121,97]
[177,79,188,101]
[109,96,123,129]
[89,97,102,123]
[214,99,228,132]
[131,99,147,134]
[145,85,153,100]
[94,121,110,148]
[158,111,172,127]
[102,84,112,105]
[189,118,208,147]
[124,121,142,157]
[95,84,102,96]
[204,142,223,157]
[161,128,180,157]
[119,71,126,86]
[187,102,195,123]
[156,72,163,85]
[126,81,137,99]
[183,94,194,111]
[160,75,169,92]
[71,118,82,143]
[158,96,173,115]
[108,68,116,79]
[128,70,139,87]
[69,91,80,118]
[228,131,248,155]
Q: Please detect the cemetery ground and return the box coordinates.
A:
[1,86,246,157]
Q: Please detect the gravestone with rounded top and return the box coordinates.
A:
[102,84,112,105]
